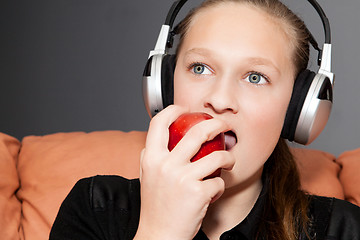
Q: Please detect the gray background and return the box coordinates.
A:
[1,0,359,156]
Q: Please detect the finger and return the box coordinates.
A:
[170,118,230,164]
[145,105,189,152]
[201,177,226,204]
[188,151,235,180]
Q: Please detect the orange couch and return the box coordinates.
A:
[1,130,359,240]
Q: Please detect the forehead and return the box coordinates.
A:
[180,3,295,75]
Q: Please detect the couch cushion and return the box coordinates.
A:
[337,148,360,206]
[0,133,22,240]
[16,131,146,240]
[291,148,344,200]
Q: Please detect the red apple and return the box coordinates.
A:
[168,112,225,179]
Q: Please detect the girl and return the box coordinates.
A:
[50,0,360,239]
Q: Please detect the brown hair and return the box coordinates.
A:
[174,0,312,239]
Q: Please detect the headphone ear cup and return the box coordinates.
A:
[142,54,176,117]
[161,54,177,108]
[282,69,333,145]
[281,69,315,142]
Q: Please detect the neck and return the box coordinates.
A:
[202,168,263,239]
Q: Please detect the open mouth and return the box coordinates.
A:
[224,131,237,151]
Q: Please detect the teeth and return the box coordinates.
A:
[224,131,237,150]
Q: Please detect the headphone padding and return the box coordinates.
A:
[281,69,316,141]
[161,54,177,108]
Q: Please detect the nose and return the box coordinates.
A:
[204,76,239,114]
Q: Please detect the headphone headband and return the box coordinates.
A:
[307,0,331,43]
[165,0,330,42]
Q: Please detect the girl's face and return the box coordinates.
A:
[174,3,296,189]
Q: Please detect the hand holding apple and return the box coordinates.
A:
[136,106,234,239]
[168,112,225,179]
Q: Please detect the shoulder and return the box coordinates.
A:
[50,175,141,240]
[85,175,140,210]
[309,196,360,239]
[74,174,140,191]
[67,175,140,209]
[327,197,360,239]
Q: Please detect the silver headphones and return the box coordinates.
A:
[142,0,334,145]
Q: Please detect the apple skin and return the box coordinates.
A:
[168,112,225,179]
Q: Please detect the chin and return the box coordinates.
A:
[221,163,264,192]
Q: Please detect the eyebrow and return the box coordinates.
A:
[184,48,212,58]
[184,48,281,74]
[245,57,281,74]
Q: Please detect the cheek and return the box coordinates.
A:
[234,93,291,173]
[254,92,291,130]
[256,96,289,126]
[173,67,200,107]
[173,70,188,106]
[241,87,292,148]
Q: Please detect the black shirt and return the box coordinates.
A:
[49,175,360,240]
[194,173,267,240]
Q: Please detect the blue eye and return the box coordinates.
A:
[247,73,267,84]
[194,65,205,74]
[190,63,212,75]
